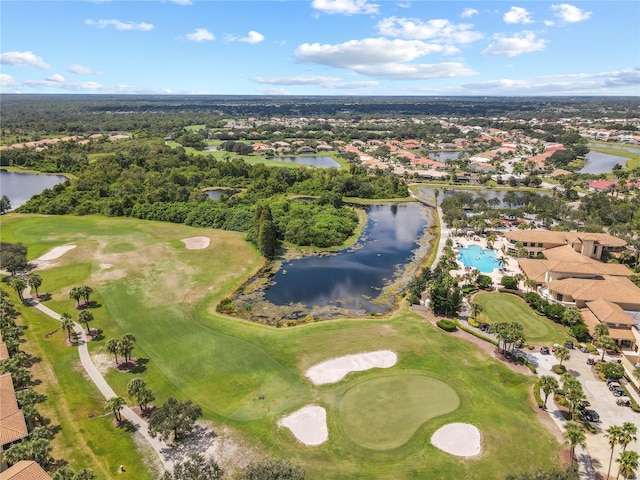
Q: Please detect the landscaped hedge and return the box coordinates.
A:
[518,356,537,374]
[456,321,499,346]
[436,320,458,332]
[498,288,527,300]
[552,364,567,375]
[533,382,544,408]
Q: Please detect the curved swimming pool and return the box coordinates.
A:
[458,244,501,273]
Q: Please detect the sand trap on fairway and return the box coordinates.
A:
[306,350,397,385]
[35,245,76,262]
[181,236,210,250]
[431,423,481,457]
[278,405,328,446]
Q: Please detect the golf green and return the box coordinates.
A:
[338,375,459,450]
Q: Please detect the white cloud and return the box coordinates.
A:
[253,75,377,89]
[461,8,479,18]
[228,31,264,44]
[296,38,457,68]
[0,74,18,88]
[539,68,640,86]
[68,64,100,75]
[461,74,637,95]
[503,6,533,24]
[259,87,292,95]
[24,78,104,91]
[311,0,379,15]
[185,28,215,42]
[46,73,65,83]
[550,4,592,23]
[353,62,476,79]
[240,31,264,44]
[171,0,192,5]
[0,51,49,69]
[397,2,411,8]
[85,19,153,31]
[377,17,483,44]
[482,31,547,56]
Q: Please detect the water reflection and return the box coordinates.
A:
[273,156,340,168]
[580,150,627,174]
[0,170,67,209]
[235,203,433,321]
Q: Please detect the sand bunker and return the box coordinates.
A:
[278,405,328,446]
[431,423,481,457]
[305,350,397,385]
[181,236,210,250]
[34,245,76,262]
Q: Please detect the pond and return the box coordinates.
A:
[205,188,237,200]
[426,151,467,162]
[273,156,340,168]
[234,202,434,323]
[417,187,549,209]
[580,150,627,174]
[0,170,68,209]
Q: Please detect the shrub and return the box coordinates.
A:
[552,364,567,375]
[600,362,624,379]
[501,276,518,290]
[462,285,479,295]
[477,275,493,289]
[436,320,457,332]
[518,356,537,374]
[456,322,499,346]
[570,323,591,343]
[533,381,544,408]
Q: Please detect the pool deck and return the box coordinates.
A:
[450,234,521,287]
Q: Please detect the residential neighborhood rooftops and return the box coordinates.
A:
[0,460,51,480]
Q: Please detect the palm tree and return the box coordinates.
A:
[594,323,610,341]
[119,335,135,363]
[69,287,82,307]
[525,278,538,293]
[486,234,497,249]
[513,273,525,290]
[563,307,582,326]
[606,425,624,480]
[27,273,42,298]
[619,422,638,453]
[106,339,121,364]
[564,421,586,467]
[470,302,483,322]
[616,451,639,480]
[597,335,616,361]
[60,313,74,342]
[79,285,93,306]
[9,276,26,302]
[78,310,94,334]
[105,396,125,423]
[433,188,439,207]
[539,375,559,410]
[554,345,571,367]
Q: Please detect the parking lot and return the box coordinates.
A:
[523,347,640,478]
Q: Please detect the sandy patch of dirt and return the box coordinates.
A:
[181,236,210,250]
[278,405,328,446]
[305,350,397,385]
[31,245,77,268]
[91,353,112,375]
[430,423,482,457]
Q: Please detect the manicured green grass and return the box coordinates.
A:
[338,375,459,450]
[474,293,570,345]
[2,214,566,479]
[184,124,206,131]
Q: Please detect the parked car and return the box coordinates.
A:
[478,323,490,332]
[616,397,631,407]
[552,344,560,352]
[578,344,589,353]
[587,357,596,365]
[540,346,550,355]
[564,340,574,349]
[608,381,621,390]
[611,386,625,397]
[606,378,620,385]
[582,410,600,422]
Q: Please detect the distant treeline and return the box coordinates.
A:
[17,140,406,250]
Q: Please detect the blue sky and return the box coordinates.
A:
[1,0,639,96]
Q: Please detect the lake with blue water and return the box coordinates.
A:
[234,202,434,322]
[273,156,340,168]
[0,170,68,209]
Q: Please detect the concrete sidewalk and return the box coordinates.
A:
[23,289,172,472]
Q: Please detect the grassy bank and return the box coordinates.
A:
[2,213,565,479]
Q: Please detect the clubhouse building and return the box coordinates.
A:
[505,230,640,354]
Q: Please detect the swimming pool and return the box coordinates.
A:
[457,245,502,273]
